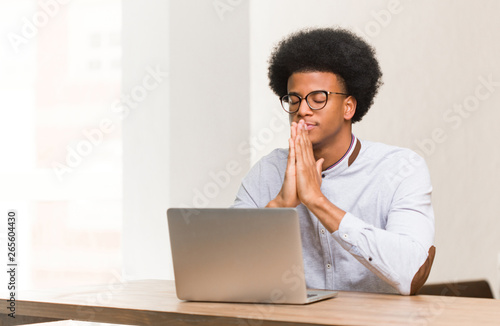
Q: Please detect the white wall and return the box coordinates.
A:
[122,0,170,279]
[122,0,250,280]
[167,0,250,210]
[123,0,500,297]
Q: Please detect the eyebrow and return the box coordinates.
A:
[287,90,327,96]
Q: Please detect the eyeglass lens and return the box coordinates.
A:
[281,91,328,112]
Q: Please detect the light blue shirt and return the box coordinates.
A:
[232,136,435,295]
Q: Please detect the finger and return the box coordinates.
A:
[295,122,300,144]
[304,138,315,165]
[295,120,305,152]
[295,132,308,166]
[297,134,313,173]
[296,119,307,140]
[288,137,295,166]
[294,131,303,166]
[294,122,300,153]
[290,121,297,140]
[298,127,314,165]
[285,141,296,182]
[296,131,307,165]
[316,158,325,176]
[296,119,304,138]
[300,121,312,147]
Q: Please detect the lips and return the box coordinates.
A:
[305,122,317,130]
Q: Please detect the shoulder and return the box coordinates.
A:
[359,140,426,168]
[356,140,430,185]
[242,148,288,181]
[236,148,288,205]
[254,148,289,169]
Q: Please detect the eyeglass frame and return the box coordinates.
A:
[280,90,350,114]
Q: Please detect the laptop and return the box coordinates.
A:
[167,208,338,304]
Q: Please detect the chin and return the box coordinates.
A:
[310,140,321,149]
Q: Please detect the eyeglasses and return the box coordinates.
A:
[280,90,349,114]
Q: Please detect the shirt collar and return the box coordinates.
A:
[323,134,362,175]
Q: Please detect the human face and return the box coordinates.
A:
[287,71,355,150]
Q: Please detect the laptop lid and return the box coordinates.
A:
[167,208,326,304]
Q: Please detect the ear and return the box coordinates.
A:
[343,96,357,121]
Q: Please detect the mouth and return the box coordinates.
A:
[304,122,317,131]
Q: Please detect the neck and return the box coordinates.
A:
[313,129,353,171]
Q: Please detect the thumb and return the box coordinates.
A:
[316,158,324,175]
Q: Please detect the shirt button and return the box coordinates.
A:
[321,174,325,178]
[326,264,331,269]
[321,229,325,234]
[343,234,348,239]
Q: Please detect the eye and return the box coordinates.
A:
[287,95,300,105]
[309,92,327,104]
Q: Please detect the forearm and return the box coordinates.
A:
[304,195,346,233]
[304,193,434,295]
[333,212,435,295]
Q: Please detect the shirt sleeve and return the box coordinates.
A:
[232,177,260,208]
[231,151,284,208]
[331,154,435,295]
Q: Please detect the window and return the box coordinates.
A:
[0,0,122,291]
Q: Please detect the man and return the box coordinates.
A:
[232,28,435,295]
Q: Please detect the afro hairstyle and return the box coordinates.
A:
[268,27,383,123]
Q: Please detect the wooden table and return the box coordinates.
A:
[2,279,499,326]
[16,321,129,326]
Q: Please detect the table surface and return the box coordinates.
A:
[18,321,130,326]
[6,279,500,326]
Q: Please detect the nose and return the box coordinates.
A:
[297,98,313,118]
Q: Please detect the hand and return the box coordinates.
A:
[267,120,344,232]
[294,120,325,206]
[267,122,300,207]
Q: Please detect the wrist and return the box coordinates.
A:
[266,194,299,208]
[301,190,326,208]
[306,195,345,233]
[266,198,282,208]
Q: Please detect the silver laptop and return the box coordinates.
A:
[167,208,338,304]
